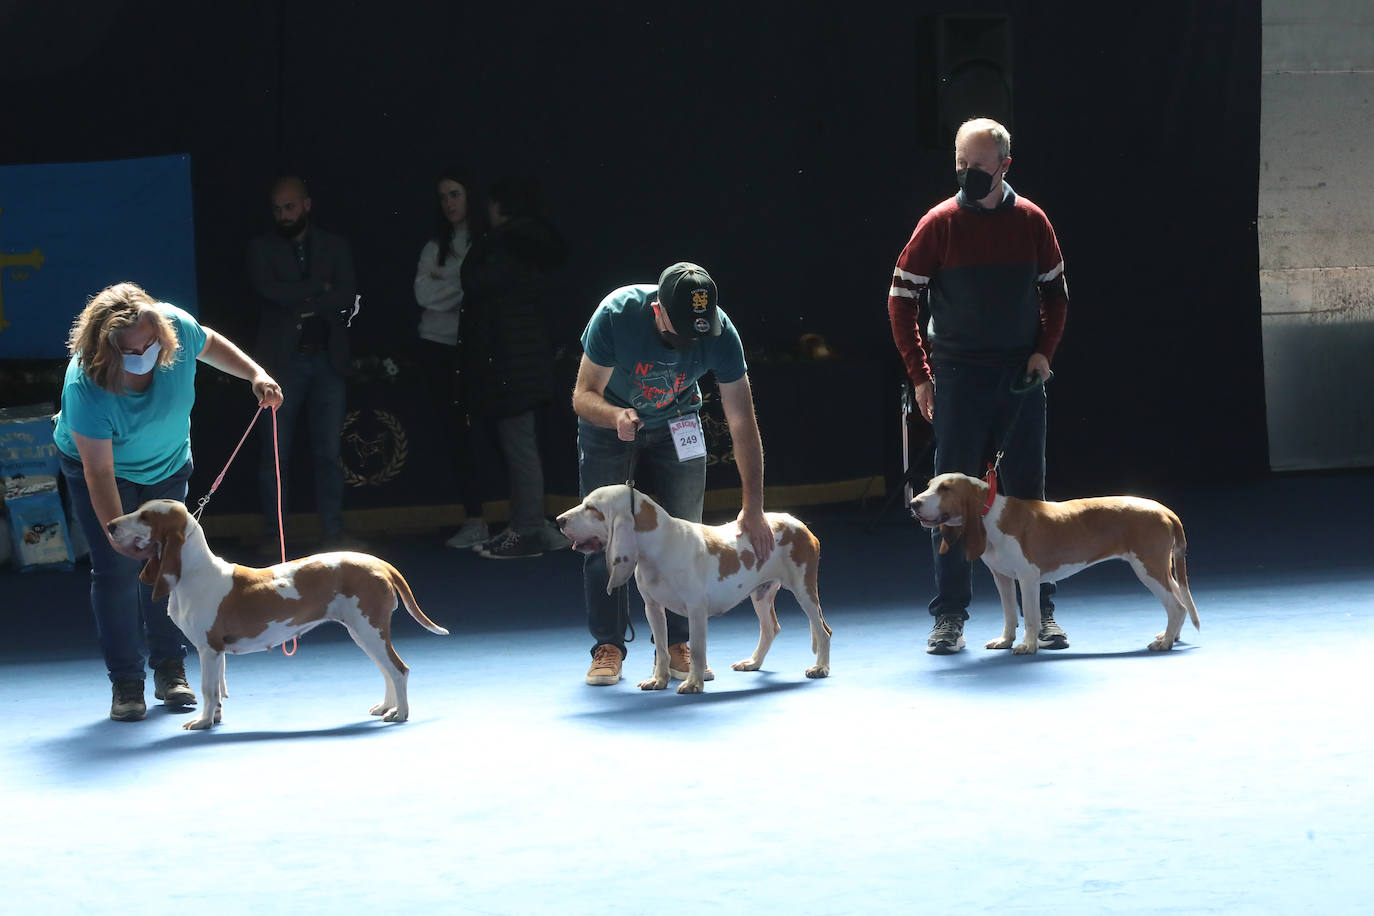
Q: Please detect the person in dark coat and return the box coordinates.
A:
[458,175,569,559]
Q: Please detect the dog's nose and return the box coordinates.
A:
[106,521,118,535]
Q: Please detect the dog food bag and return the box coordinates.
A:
[6,484,75,573]
[0,403,61,480]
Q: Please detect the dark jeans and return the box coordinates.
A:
[578,419,706,655]
[259,349,346,536]
[929,362,1055,619]
[60,452,193,683]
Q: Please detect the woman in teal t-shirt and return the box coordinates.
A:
[54,282,283,722]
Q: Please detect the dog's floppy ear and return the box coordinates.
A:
[960,478,988,561]
[936,477,988,560]
[603,489,639,594]
[141,518,185,601]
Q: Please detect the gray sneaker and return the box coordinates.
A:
[927,614,966,654]
[1037,609,1070,649]
[110,679,146,721]
[444,518,489,550]
[541,519,572,551]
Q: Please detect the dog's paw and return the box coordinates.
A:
[805,664,829,678]
[1012,642,1037,655]
[985,636,1015,650]
[638,676,669,690]
[677,679,704,695]
[732,657,762,671]
[381,707,408,722]
[183,716,215,730]
[369,702,388,716]
[1148,635,1175,651]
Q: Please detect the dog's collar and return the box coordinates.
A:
[981,465,997,516]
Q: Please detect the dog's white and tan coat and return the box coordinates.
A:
[557,485,831,693]
[910,473,1199,652]
[107,499,448,728]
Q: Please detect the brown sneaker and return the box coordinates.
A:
[153,659,197,706]
[586,644,624,686]
[667,642,714,681]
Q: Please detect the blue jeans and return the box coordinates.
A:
[259,349,346,536]
[578,419,706,655]
[929,362,1055,619]
[60,452,193,683]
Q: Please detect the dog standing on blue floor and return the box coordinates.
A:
[558,484,831,694]
[106,499,448,729]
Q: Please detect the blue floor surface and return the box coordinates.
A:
[2,472,1371,914]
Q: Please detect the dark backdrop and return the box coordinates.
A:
[0,0,1264,510]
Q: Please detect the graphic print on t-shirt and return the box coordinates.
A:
[629,360,696,410]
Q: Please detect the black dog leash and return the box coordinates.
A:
[616,429,643,644]
[870,370,1053,528]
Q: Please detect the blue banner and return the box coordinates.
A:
[0,154,197,359]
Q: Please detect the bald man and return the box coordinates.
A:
[247,175,363,551]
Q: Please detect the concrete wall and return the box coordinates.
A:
[1260,1,1374,470]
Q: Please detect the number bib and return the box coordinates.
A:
[669,414,707,461]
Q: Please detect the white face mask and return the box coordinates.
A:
[122,340,161,375]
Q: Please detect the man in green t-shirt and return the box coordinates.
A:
[571,262,774,686]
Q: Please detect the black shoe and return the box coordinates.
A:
[477,528,543,559]
[1037,610,1070,649]
[153,659,197,706]
[110,680,147,721]
[927,614,966,655]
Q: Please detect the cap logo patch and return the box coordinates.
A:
[691,289,710,312]
[693,316,711,333]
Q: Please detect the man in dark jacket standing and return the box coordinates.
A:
[248,175,362,551]
[458,175,568,559]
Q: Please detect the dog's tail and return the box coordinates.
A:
[1170,516,1200,631]
[383,562,450,636]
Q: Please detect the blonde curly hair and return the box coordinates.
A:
[67,282,179,394]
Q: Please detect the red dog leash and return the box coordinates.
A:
[190,406,297,656]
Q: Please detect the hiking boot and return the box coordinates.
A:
[110,680,146,721]
[444,518,489,550]
[586,644,624,686]
[153,659,197,706]
[1037,609,1070,649]
[478,528,543,559]
[926,614,966,654]
[667,642,714,681]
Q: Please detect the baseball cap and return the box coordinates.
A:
[656,262,722,339]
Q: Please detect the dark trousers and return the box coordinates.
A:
[929,362,1055,619]
[259,349,346,536]
[415,338,484,518]
[60,453,193,682]
[578,419,706,655]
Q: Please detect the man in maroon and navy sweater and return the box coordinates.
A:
[887,117,1070,655]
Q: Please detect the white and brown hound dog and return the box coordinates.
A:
[556,484,831,694]
[910,473,1199,653]
[107,499,448,729]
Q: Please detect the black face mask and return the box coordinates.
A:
[957,166,999,201]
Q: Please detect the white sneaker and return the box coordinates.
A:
[444,518,489,550]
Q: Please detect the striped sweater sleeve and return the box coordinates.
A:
[887,221,938,386]
[1033,216,1068,363]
